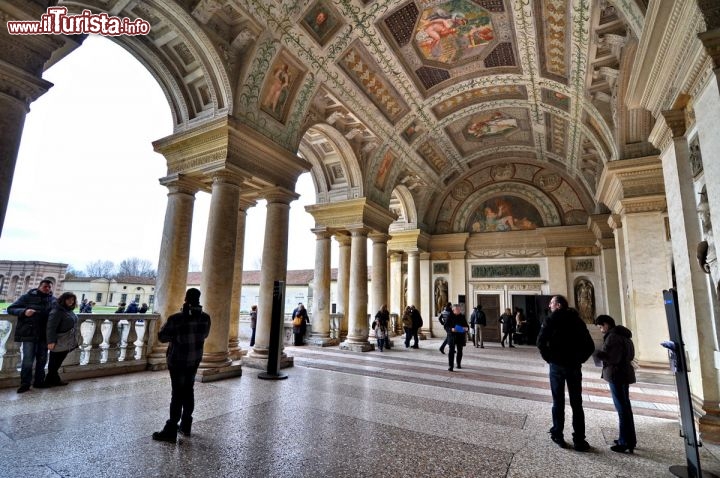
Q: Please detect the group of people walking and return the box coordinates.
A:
[8,279,638,454]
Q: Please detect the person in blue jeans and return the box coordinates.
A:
[594,314,637,454]
[537,295,595,452]
[8,279,57,393]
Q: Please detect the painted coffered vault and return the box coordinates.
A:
[55,0,653,233]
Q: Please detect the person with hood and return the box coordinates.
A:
[536,295,594,452]
[152,288,211,443]
[594,314,637,454]
[8,279,57,393]
[125,301,139,313]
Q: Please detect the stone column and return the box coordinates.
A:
[309,229,336,346]
[407,250,420,310]
[198,173,242,377]
[246,188,298,367]
[340,228,372,351]
[148,177,197,370]
[545,247,569,299]
[617,205,670,366]
[662,109,720,441]
[336,233,351,340]
[389,251,403,335]
[228,198,255,360]
[370,233,390,314]
[419,252,432,338]
[0,23,60,236]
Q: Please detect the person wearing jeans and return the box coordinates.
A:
[594,314,637,453]
[537,295,595,452]
[8,279,57,393]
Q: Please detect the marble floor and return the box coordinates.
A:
[1,338,719,478]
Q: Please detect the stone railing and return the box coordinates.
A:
[0,313,159,388]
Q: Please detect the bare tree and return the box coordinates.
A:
[117,257,156,279]
[65,266,86,280]
[85,260,115,278]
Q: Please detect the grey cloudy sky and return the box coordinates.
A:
[0,35,321,272]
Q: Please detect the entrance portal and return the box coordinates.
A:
[476,294,500,342]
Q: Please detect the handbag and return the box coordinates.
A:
[292,316,303,327]
[54,328,78,353]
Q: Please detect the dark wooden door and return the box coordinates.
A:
[477,294,501,342]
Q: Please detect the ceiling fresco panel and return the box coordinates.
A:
[534,0,571,84]
[416,140,450,174]
[445,107,532,157]
[300,0,345,47]
[379,0,521,97]
[338,41,411,125]
[259,49,307,125]
[432,85,527,119]
[545,112,568,155]
[541,87,570,112]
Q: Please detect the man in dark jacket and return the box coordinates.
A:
[438,302,452,354]
[536,295,594,452]
[152,288,211,443]
[470,304,486,348]
[8,279,57,393]
[409,305,423,349]
[444,305,469,371]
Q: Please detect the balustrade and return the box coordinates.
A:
[0,314,159,386]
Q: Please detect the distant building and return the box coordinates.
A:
[0,260,68,302]
[63,276,156,308]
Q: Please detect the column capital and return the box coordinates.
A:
[348,226,370,237]
[311,227,333,239]
[369,232,391,244]
[619,195,667,215]
[334,232,352,246]
[262,186,299,205]
[407,249,420,258]
[608,214,623,230]
[207,169,244,187]
[389,250,403,261]
[159,174,202,196]
[238,197,257,211]
[660,109,688,139]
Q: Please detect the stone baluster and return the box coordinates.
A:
[135,320,147,360]
[0,318,14,373]
[125,320,138,361]
[100,320,113,363]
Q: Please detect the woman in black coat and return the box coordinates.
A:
[594,315,637,453]
[44,292,79,387]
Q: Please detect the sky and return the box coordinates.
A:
[0,35,325,273]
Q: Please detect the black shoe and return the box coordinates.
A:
[17,384,30,394]
[411,345,419,349]
[509,345,516,348]
[152,430,177,443]
[573,440,591,452]
[457,364,462,369]
[448,367,453,371]
[501,342,505,348]
[439,348,445,354]
[480,345,485,348]
[550,434,566,448]
[34,382,49,389]
[610,444,633,454]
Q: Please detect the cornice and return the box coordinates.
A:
[387,229,431,253]
[305,198,397,234]
[596,156,665,213]
[587,213,614,240]
[626,2,704,112]
[618,195,667,214]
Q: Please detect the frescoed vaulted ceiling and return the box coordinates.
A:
[55,0,653,233]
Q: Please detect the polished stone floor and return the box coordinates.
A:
[1,338,719,478]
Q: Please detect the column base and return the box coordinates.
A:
[242,354,294,370]
[195,360,243,383]
[199,352,232,369]
[307,336,340,347]
[147,356,168,371]
[339,340,374,352]
[699,403,720,445]
[228,347,244,361]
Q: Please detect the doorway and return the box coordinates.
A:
[476,294,501,342]
[511,294,553,345]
